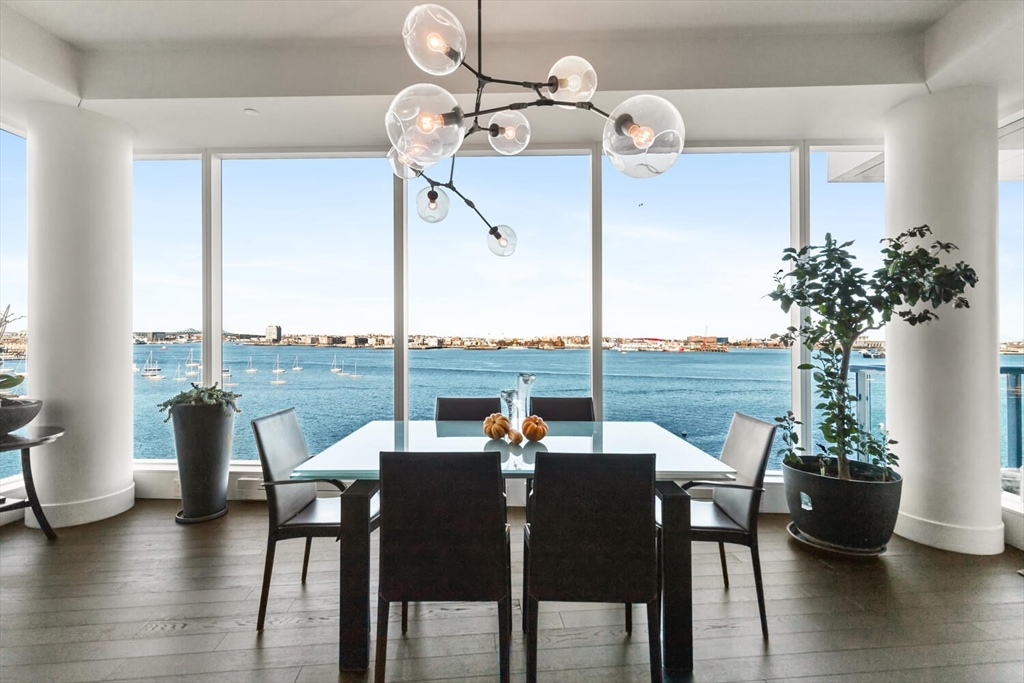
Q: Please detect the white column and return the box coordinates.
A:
[885,86,1002,554]
[26,103,135,528]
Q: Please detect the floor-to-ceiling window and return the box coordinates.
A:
[999,169,1023,496]
[602,151,791,465]
[221,157,394,460]
[407,154,591,419]
[132,159,202,460]
[0,129,28,479]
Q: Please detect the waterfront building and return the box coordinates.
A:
[264,325,281,343]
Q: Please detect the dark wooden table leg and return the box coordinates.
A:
[657,482,691,675]
[338,480,378,671]
[21,448,56,540]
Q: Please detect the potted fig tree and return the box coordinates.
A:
[770,225,977,554]
[159,383,241,524]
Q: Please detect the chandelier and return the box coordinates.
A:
[386,1,686,256]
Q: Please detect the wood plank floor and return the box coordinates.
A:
[1,499,1022,683]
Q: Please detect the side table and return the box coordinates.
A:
[0,426,64,540]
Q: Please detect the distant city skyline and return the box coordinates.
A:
[2,130,1023,341]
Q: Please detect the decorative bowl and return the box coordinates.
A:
[0,398,43,436]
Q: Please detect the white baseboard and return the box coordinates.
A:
[24,482,135,530]
[1003,492,1024,551]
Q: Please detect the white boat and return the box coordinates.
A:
[245,357,258,373]
[141,352,165,380]
[222,366,232,378]
[292,356,303,371]
[133,362,140,373]
[184,349,200,368]
[272,355,286,375]
[173,363,187,381]
[337,360,349,376]
[349,362,362,379]
[330,354,342,373]
[270,359,287,385]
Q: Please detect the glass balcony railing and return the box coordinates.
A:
[851,364,1024,496]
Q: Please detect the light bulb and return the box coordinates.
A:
[427,32,447,53]
[487,225,517,256]
[417,113,443,134]
[416,186,449,223]
[403,4,466,76]
[602,94,685,179]
[543,56,597,109]
[487,111,531,156]
[628,124,656,149]
[385,83,466,166]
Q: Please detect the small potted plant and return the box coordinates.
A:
[159,383,241,524]
[770,225,977,554]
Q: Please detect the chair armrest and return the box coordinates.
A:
[264,478,347,491]
[341,479,380,498]
[681,481,763,493]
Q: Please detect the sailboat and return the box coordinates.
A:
[349,362,363,379]
[173,363,187,381]
[292,356,303,371]
[222,366,232,378]
[330,354,342,373]
[141,351,165,380]
[245,357,258,373]
[337,360,349,376]
[270,355,287,384]
[184,349,200,376]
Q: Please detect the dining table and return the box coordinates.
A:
[290,419,736,675]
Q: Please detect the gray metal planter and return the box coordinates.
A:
[171,403,234,524]
[783,456,902,555]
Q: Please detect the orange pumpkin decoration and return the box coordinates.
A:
[521,415,548,442]
[483,413,511,439]
[507,429,524,446]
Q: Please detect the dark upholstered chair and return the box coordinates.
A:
[524,452,661,683]
[528,396,596,422]
[375,451,511,683]
[435,396,502,421]
[251,408,379,632]
[665,412,776,639]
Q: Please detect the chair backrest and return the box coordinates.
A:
[434,397,502,421]
[714,412,777,532]
[528,452,657,603]
[378,451,507,602]
[251,409,317,529]
[529,396,595,421]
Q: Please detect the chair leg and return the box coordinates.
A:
[646,598,663,683]
[750,544,768,639]
[522,529,530,633]
[718,542,729,589]
[498,594,511,683]
[625,603,632,633]
[526,596,540,683]
[257,538,277,631]
[374,596,390,683]
[301,537,313,584]
[402,601,409,634]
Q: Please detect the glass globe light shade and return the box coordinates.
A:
[403,4,467,76]
[487,225,517,257]
[542,55,598,110]
[416,186,450,223]
[387,146,434,180]
[385,83,466,167]
[487,111,531,156]
[602,95,685,179]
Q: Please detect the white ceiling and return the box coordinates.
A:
[4,0,962,49]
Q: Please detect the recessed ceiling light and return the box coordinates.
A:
[243,108,260,117]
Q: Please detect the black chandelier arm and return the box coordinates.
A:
[461,98,612,121]
[416,169,496,231]
[459,61,554,93]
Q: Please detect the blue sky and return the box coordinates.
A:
[1,128,1022,341]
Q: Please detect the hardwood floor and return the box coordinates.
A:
[1,499,1021,682]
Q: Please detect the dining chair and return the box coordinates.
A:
[434,396,502,421]
[672,412,776,639]
[524,452,662,683]
[251,408,380,632]
[375,451,511,683]
[528,396,596,421]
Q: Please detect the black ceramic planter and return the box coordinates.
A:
[171,403,234,524]
[783,456,902,555]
